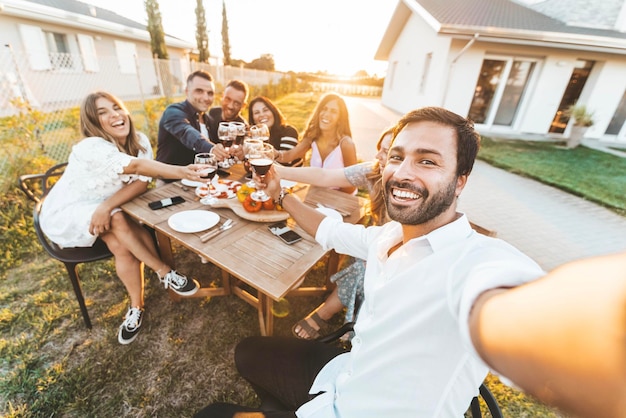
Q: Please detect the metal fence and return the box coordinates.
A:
[0,48,288,174]
[0,48,382,181]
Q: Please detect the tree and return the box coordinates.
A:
[247,54,275,71]
[145,0,168,59]
[195,0,210,63]
[221,0,232,66]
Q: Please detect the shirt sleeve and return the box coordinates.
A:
[453,240,545,363]
[315,217,375,261]
[120,132,153,183]
[71,137,135,190]
[161,105,214,153]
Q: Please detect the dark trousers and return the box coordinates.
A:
[194,336,347,418]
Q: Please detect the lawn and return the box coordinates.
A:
[5,92,622,417]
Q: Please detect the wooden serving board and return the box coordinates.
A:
[203,198,289,222]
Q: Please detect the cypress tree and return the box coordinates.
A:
[145,0,168,59]
[195,0,210,63]
[221,0,231,66]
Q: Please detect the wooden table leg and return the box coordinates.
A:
[265,297,274,337]
[221,269,231,295]
[326,250,340,288]
[257,293,268,336]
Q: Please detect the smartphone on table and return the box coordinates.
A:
[268,221,303,245]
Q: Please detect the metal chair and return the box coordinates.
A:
[19,162,113,329]
[318,322,503,418]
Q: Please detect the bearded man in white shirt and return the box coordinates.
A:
[195,107,626,418]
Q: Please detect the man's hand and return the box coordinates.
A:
[232,145,245,161]
[180,164,211,182]
[253,165,281,201]
[211,143,229,161]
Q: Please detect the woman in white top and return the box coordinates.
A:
[40,91,206,345]
[274,93,358,194]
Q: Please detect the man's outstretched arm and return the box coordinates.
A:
[470,251,626,418]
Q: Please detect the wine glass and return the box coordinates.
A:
[249,143,275,202]
[218,122,234,168]
[243,138,263,186]
[195,152,218,203]
[251,123,270,143]
[230,122,246,163]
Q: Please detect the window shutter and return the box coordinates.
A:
[77,34,99,72]
[114,40,137,74]
[18,24,51,71]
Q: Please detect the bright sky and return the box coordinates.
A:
[84,0,397,77]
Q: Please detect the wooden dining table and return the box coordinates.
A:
[121,164,369,336]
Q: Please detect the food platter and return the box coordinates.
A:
[202,198,289,222]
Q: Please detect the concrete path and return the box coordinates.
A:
[345,96,626,271]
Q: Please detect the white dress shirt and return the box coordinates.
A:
[296,214,544,417]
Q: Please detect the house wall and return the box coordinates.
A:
[0,13,190,109]
[580,60,626,140]
[381,13,452,113]
[381,16,626,142]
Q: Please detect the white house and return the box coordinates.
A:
[0,0,194,113]
[375,0,626,143]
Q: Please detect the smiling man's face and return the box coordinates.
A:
[383,121,466,226]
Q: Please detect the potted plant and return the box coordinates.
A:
[565,104,594,148]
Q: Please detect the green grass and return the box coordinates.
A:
[6,92,625,417]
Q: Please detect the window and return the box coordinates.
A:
[419,53,432,94]
[468,56,537,127]
[44,31,75,69]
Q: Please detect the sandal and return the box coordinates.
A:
[291,312,330,340]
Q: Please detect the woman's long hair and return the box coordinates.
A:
[247,96,286,133]
[302,93,351,142]
[80,91,145,156]
[366,127,395,225]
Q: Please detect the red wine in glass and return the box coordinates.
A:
[250,157,273,201]
[250,158,272,176]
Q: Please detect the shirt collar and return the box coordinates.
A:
[411,213,473,253]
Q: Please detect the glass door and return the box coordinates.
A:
[468,56,536,127]
[605,89,626,142]
[548,60,594,134]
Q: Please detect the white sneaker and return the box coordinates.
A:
[118,307,143,345]
[160,270,199,296]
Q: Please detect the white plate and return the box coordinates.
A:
[181,179,205,188]
[280,179,298,189]
[316,207,343,220]
[168,210,219,233]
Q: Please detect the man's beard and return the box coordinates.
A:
[384,178,457,225]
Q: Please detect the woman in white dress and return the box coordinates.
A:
[40,91,206,344]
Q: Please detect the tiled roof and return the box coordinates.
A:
[415,0,626,40]
[22,0,147,31]
[529,0,623,29]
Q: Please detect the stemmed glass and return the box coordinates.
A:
[195,152,218,203]
[217,122,234,168]
[250,123,270,143]
[249,143,275,202]
[243,138,263,186]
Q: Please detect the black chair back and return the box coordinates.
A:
[19,162,113,328]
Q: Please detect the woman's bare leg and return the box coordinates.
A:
[100,232,144,308]
[105,212,170,276]
[293,287,345,339]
